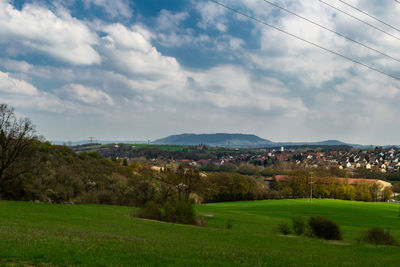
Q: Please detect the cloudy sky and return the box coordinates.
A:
[1,0,400,145]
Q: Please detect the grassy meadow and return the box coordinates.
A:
[0,199,399,266]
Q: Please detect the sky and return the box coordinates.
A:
[1,0,400,145]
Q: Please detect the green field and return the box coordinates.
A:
[0,199,399,266]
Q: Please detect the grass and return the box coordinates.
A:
[0,199,399,266]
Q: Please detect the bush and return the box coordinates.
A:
[292,216,306,236]
[164,200,196,225]
[136,200,196,225]
[308,216,342,240]
[278,221,291,235]
[361,228,398,246]
[136,201,162,221]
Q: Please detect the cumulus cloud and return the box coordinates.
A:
[100,23,186,88]
[0,71,38,96]
[56,84,114,106]
[0,0,100,65]
[2,0,400,144]
[0,70,67,113]
[189,65,307,115]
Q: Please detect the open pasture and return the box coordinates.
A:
[0,199,399,266]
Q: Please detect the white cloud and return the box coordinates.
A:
[156,10,189,31]
[153,9,212,48]
[195,1,228,32]
[0,71,38,96]
[2,0,400,144]
[83,0,133,19]
[100,23,187,91]
[56,84,114,105]
[189,65,307,115]
[0,1,100,65]
[0,70,67,113]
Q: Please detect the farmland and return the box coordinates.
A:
[0,199,399,266]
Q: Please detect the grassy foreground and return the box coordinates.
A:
[0,199,399,266]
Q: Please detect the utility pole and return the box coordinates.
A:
[88,137,96,144]
[309,172,314,203]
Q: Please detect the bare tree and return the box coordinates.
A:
[0,104,37,196]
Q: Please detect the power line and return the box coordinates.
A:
[261,0,400,63]
[317,0,400,42]
[209,0,400,82]
[337,0,400,33]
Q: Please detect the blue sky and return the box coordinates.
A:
[1,0,400,145]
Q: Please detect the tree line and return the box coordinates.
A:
[266,172,393,202]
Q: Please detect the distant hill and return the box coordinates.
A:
[152,133,274,148]
[55,135,365,149]
[152,134,358,148]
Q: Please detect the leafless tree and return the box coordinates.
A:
[0,103,37,196]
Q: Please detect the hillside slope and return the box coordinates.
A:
[0,200,399,266]
[153,133,274,147]
[153,133,354,148]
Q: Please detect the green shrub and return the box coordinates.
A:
[361,228,398,246]
[163,200,196,225]
[308,216,342,240]
[292,216,306,236]
[136,201,162,221]
[136,200,196,225]
[277,221,291,235]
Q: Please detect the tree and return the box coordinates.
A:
[381,186,393,202]
[392,183,400,193]
[369,182,383,202]
[0,104,37,198]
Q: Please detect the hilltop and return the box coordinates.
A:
[153,133,274,148]
[153,133,352,148]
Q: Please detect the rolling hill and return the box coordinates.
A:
[152,133,353,148]
[0,200,399,266]
[152,133,274,148]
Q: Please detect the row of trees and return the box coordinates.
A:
[268,174,393,202]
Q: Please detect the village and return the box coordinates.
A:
[174,145,400,174]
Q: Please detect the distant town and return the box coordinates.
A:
[72,141,400,181]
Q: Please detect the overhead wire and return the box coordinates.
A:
[209,0,400,82]
[260,0,400,63]
[316,0,400,42]
[337,0,400,33]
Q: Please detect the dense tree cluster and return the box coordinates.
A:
[267,174,393,202]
